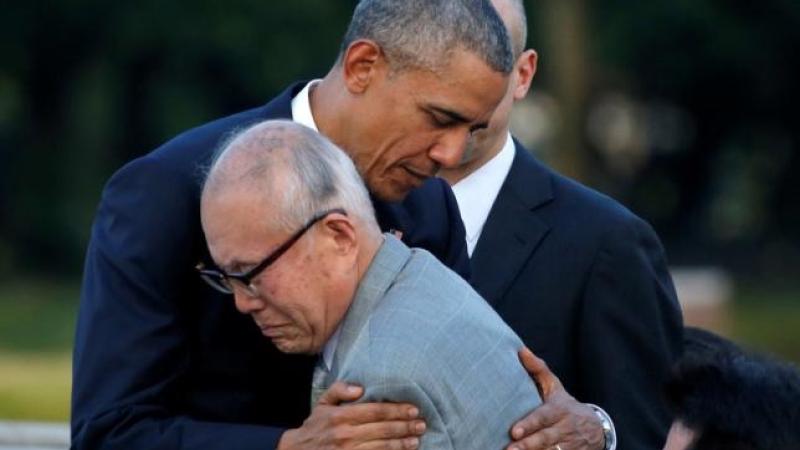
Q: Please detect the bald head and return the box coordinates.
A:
[491,0,527,57]
[201,121,385,356]
[203,120,379,234]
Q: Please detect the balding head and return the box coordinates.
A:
[203,120,379,235]
[491,0,527,57]
[200,120,383,355]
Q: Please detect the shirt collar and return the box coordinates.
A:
[290,79,323,131]
[322,324,342,371]
[450,133,516,256]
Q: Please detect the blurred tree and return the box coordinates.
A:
[0,0,357,277]
[1,0,798,281]
[535,0,591,181]
[587,0,800,276]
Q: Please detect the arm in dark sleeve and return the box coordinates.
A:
[578,215,683,450]
[71,155,285,449]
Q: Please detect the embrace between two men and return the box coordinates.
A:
[72,1,682,449]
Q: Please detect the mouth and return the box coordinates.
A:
[256,322,288,338]
[402,165,436,182]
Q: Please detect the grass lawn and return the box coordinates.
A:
[0,352,71,421]
[0,277,796,422]
[729,285,800,362]
[0,278,77,421]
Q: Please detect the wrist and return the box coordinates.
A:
[276,428,297,450]
[586,404,616,450]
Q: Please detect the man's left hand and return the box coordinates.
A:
[506,348,605,450]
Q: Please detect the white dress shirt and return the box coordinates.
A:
[451,133,516,257]
[290,79,323,132]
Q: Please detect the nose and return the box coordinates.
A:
[428,128,471,169]
[233,288,265,315]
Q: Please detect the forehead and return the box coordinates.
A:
[399,50,508,118]
[201,187,278,266]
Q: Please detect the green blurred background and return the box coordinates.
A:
[1,0,798,421]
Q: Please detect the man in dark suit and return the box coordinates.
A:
[440,1,685,449]
[72,1,601,449]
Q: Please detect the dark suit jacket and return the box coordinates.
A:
[470,141,683,450]
[71,82,469,450]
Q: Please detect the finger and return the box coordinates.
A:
[507,425,562,450]
[328,401,421,425]
[319,381,365,406]
[518,347,562,396]
[510,404,560,440]
[350,418,426,441]
[354,436,421,450]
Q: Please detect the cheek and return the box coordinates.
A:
[384,133,439,166]
[258,273,310,325]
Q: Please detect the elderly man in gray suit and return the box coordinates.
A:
[199,120,542,450]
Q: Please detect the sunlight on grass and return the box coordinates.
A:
[0,352,71,421]
[730,300,800,363]
[0,278,79,353]
[0,278,77,421]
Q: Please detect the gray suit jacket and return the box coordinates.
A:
[322,234,541,450]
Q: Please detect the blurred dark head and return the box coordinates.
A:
[663,327,800,450]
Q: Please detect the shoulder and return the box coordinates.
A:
[512,144,653,241]
[366,249,525,377]
[145,104,275,179]
[107,83,300,191]
[98,106,265,220]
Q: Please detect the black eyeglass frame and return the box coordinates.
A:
[196,208,347,295]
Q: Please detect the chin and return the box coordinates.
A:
[375,180,418,202]
[371,186,408,203]
[272,339,311,355]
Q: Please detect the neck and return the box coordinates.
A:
[309,70,352,153]
[355,231,383,282]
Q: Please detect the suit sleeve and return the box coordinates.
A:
[578,215,683,450]
[362,381,455,450]
[71,155,284,449]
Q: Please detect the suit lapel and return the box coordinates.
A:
[470,142,554,306]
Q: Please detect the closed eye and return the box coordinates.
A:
[426,106,471,128]
[428,110,457,128]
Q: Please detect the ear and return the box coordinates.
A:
[319,212,358,257]
[341,39,385,94]
[513,49,538,101]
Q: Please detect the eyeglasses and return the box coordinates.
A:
[196,208,347,296]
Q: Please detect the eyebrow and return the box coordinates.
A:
[220,259,258,275]
[429,105,471,124]
[428,105,489,132]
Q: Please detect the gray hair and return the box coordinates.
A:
[204,120,381,236]
[340,0,514,74]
